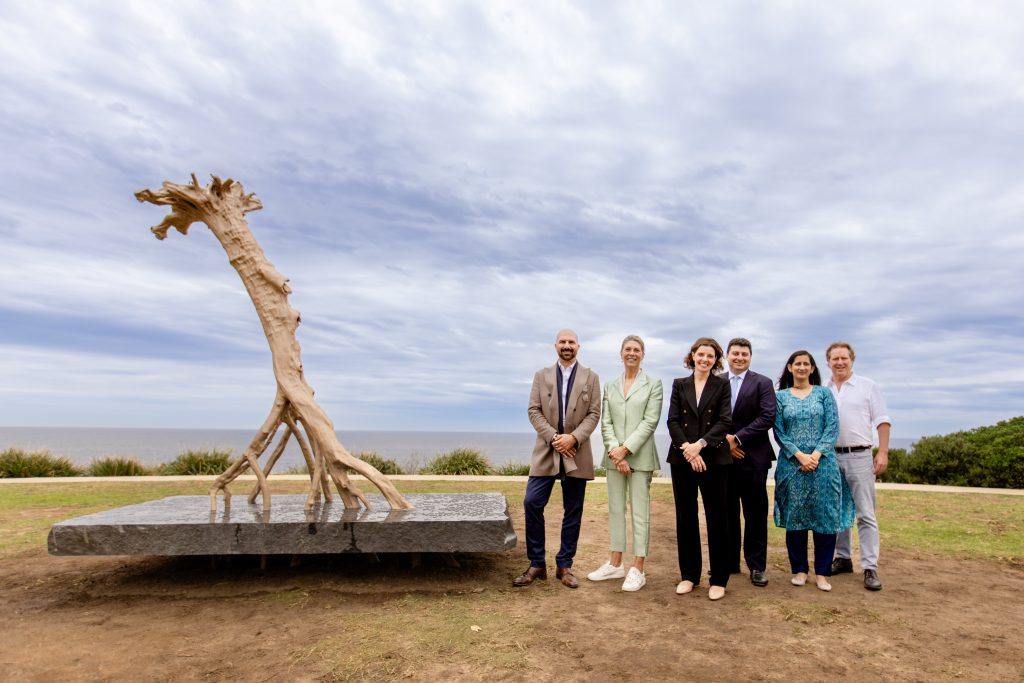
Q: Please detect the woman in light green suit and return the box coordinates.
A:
[587,335,663,592]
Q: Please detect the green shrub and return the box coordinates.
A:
[877,447,912,484]
[158,448,234,475]
[496,462,531,476]
[282,463,310,475]
[594,466,607,477]
[353,451,404,475]
[0,448,82,477]
[421,447,494,475]
[879,416,1024,489]
[88,456,151,476]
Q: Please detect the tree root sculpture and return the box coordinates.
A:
[136,174,413,512]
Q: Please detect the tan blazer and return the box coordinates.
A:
[527,363,601,479]
[600,370,663,472]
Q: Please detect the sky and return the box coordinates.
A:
[1,1,1022,440]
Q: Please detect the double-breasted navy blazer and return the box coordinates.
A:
[728,370,777,471]
[666,373,733,466]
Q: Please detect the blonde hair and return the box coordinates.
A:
[620,335,645,352]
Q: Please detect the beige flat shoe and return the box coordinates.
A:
[708,585,726,601]
[676,580,694,595]
[816,577,832,592]
[791,573,808,586]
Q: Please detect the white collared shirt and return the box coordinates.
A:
[826,373,891,447]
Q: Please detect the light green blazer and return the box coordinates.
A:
[600,370,663,472]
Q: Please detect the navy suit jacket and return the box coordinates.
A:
[728,370,777,471]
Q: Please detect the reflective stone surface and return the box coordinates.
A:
[48,493,517,556]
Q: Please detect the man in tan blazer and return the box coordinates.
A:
[514,329,601,589]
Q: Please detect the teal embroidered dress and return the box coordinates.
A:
[773,386,854,534]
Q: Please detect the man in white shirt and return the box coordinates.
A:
[825,342,891,591]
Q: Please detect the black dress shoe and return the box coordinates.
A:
[513,566,547,587]
[831,557,854,575]
[863,569,882,591]
[750,569,768,587]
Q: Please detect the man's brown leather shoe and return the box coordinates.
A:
[512,566,547,587]
[556,567,579,589]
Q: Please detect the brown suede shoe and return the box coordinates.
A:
[512,566,547,587]
[556,567,579,589]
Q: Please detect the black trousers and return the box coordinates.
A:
[669,462,730,587]
[726,466,770,573]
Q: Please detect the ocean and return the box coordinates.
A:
[0,426,916,472]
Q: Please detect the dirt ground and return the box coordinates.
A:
[1,498,1022,682]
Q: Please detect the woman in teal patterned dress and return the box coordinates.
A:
[773,350,854,592]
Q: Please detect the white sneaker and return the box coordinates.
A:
[622,567,646,592]
[587,561,626,581]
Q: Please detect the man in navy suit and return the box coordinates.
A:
[723,338,777,586]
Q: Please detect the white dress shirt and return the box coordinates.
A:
[558,361,577,427]
[826,373,891,448]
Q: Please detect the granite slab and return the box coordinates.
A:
[48,493,517,556]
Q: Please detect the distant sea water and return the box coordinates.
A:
[0,426,916,473]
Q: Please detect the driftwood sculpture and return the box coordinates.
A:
[136,175,412,513]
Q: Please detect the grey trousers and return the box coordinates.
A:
[835,450,879,570]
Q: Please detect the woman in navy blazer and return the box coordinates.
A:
[667,337,733,600]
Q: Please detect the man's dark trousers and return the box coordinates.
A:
[523,473,586,569]
[727,465,769,573]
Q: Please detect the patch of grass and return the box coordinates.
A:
[157,448,234,475]
[495,462,531,476]
[751,598,882,626]
[88,456,151,476]
[0,448,82,478]
[292,592,529,681]
[266,588,312,609]
[421,448,494,476]
[352,451,404,475]
[874,489,1024,561]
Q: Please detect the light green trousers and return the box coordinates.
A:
[606,468,653,557]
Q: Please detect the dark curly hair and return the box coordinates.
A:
[684,337,724,373]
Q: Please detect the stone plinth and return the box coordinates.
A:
[48,493,517,556]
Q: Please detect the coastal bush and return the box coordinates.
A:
[421,448,494,475]
[158,448,234,475]
[877,448,912,484]
[496,462,531,476]
[0,448,82,478]
[353,451,404,475]
[88,456,151,476]
[880,416,1024,489]
[594,466,607,477]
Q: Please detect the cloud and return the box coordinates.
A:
[1,1,1022,438]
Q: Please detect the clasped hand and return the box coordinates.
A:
[796,450,822,472]
[609,446,631,475]
[726,434,745,460]
[552,433,577,458]
[681,442,707,472]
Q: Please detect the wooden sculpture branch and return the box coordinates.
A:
[135,174,412,512]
